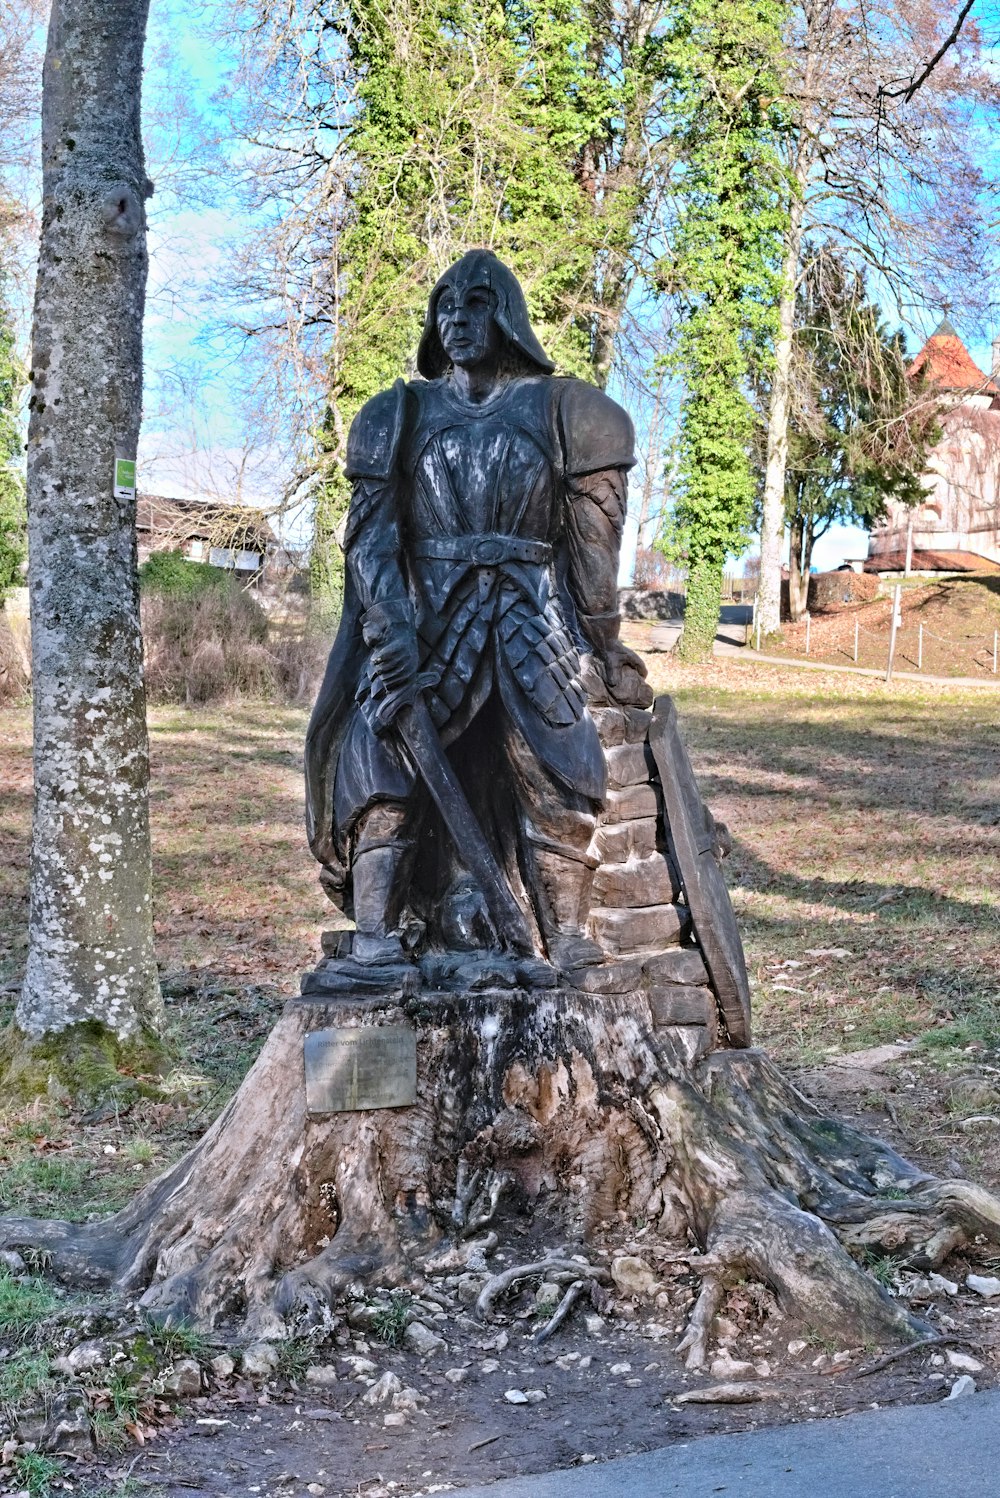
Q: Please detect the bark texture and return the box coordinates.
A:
[756,204,802,639]
[4,990,998,1357]
[19,0,161,1040]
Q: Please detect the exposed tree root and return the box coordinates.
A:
[2,989,998,1363]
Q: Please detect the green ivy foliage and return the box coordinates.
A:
[657,0,789,661]
[0,276,25,607]
[310,0,659,612]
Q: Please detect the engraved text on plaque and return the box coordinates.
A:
[303,1026,417,1114]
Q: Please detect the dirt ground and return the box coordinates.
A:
[764,575,1000,679]
[2,658,1000,1498]
[106,1052,1000,1498]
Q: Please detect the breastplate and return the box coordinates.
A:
[404,378,559,541]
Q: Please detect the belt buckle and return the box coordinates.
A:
[472,537,505,566]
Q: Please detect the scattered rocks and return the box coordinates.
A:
[162,1358,203,1397]
[674,1382,765,1405]
[0,1250,26,1275]
[444,1368,467,1385]
[945,1375,977,1401]
[609,1363,632,1376]
[966,1274,1000,1298]
[341,1355,379,1379]
[304,1364,339,1387]
[457,1274,486,1307]
[583,1315,606,1335]
[210,1353,236,1379]
[404,1322,446,1357]
[787,1340,808,1357]
[710,1353,755,1380]
[17,1391,93,1456]
[241,1342,281,1378]
[946,1350,984,1373]
[610,1256,658,1299]
[504,1388,546,1405]
[51,1338,108,1375]
[363,1372,403,1406]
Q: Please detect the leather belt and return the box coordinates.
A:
[412,534,551,567]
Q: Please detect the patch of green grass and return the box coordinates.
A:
[0,1267,60,1338]
[144,1318,211,1362]
[371,1291,412,1348]
[122,1136,156,1165]
[0,1347,52,1404]
[11,1451,63,1498]
[859,1249,899,1289]
[89,1373,146,1453]
[0,1155,90,1216]
[273,1335,319,1379]
[917,997,1000,1055]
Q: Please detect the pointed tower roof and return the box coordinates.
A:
[910,322,999,393]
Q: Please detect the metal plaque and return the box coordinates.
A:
[304,1025,417,1114]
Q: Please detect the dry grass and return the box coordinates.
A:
[1,656,998,1211]
[771,574,1000,679]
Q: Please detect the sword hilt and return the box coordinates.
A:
[370,671,439,735]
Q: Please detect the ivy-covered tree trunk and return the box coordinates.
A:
[308,479,347,621]
[678,556,724,661]
[15,0,162,1059]
[757,198,803,638]
[661,0,789,665]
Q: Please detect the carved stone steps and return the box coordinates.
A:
[650,984,716,1026]
[604,741,655,789]
[604,781,661,823]
[594,816,657,862]
[592,852,679,908]
[591,705,652,747]
[590,902,691,955]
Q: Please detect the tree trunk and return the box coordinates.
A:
[678,555,722,662]
[787,512,809,622]
[757,197,804,638]
[4,986,999,1351]
[16,0,161,1048]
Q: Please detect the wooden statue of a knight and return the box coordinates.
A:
[305,250,652,979]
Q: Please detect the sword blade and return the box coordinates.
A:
[394,695,533,956]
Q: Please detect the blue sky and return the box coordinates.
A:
[132,0,997,572]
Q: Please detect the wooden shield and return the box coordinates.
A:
[648,696,751,1047]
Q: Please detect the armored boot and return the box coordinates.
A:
[350,804,413,966]
[527,830,604,971]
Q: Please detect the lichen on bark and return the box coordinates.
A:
[17,0,161,1050]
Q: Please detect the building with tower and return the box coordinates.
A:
[864,319,1000,573]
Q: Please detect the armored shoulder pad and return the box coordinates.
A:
[344,380,407,480]
[557,379,635,477]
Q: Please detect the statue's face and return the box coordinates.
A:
[435,280,502,371]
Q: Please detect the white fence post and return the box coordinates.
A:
[917,622,923,672]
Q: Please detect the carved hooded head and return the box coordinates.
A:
[416,250,556,379]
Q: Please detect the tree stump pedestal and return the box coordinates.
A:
[7,978,1000,1362]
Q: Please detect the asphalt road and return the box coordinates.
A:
[444,1389,1000,1498]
